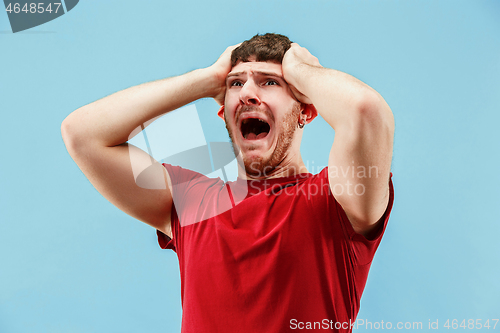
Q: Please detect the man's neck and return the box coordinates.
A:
[238,157,310,180]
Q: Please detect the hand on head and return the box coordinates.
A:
[282,43,322,105]
[208,43,241,106]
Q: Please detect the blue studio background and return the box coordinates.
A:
[1,1,499,332]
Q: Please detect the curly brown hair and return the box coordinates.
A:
[231,33,292,67]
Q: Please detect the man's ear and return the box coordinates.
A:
[301,103,318,124]
[217,105,225,121]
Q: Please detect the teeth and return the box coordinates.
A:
[242,118,266,124]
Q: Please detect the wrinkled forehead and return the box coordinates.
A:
[228,60,283,78]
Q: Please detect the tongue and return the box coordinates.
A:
[246,132,267,140]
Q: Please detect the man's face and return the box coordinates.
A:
[221,60,302,178]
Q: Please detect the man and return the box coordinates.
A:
[61,33,394,332]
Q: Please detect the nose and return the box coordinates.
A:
[239,80,261,106]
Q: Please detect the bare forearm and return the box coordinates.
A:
[62,67,218,148]
[288,64,390,130]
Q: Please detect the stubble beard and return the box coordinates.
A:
[226,102,301,178]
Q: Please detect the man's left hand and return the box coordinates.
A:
[282,43,322,105]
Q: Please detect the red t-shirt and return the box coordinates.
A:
[158,164,394,332]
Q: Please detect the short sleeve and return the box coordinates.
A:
[155,163,200,251]
[155,163,224,251]
[156,200,179,251]
[157,229,174,250]
[307,168,394,266]
[335,173,394,265]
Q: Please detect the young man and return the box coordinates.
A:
[62,34,394,332]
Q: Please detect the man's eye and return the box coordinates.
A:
[264,80,278,86]
[231,81,243,87]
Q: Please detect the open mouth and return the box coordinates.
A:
[240,118,271,140]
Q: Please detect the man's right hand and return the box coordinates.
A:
[207,44,241,106]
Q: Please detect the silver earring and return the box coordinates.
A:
[298,119,306,129]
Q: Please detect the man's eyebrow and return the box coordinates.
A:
[227,71,245,78]
[254,71,283,79]
[226,71,283,79]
